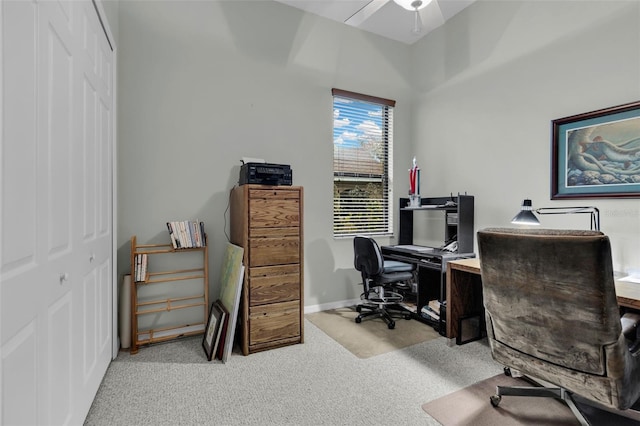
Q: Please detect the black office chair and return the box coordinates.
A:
[353,236,415,329]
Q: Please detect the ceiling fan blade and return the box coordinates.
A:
[345,0,390,27]
[427,0,445,25]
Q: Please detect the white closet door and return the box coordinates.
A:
[72,1,114,421]
[0,1,114,424]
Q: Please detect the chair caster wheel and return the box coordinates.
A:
[404,313,411,320]
[504,367,512,377]
[356,306,362,313]
[490,395,501,407]
[355,317,362,324]
[388,321,395,329]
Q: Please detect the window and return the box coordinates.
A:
[332,89,395,237]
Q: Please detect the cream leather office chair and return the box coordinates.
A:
[353,236,414,329]
[477,228,640,425]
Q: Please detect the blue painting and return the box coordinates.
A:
[552,101,640,199]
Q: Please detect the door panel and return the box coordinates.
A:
[1,0,37,273]
[82,76,97,241]
[1,321,38,426]
[82,268,99,380]
[44,1,74,258]
[47,293,73,425]
[99,260,111,350]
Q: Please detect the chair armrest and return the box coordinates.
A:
[621,313,640,354]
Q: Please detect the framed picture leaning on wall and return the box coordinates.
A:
[551,100,640,199]
[202,301,225,361]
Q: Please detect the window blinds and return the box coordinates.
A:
[332,89,395,237]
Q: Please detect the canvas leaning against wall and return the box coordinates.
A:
[217,242,245,363]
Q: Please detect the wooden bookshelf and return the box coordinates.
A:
[129,235,208,354]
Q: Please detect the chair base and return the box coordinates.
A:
[491,383,590,426]
[355,303,411,329]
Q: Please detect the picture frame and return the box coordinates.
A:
[215,301,230,361]
[551,100,640,199]
[202,301,225,361]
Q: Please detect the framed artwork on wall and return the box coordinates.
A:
[551,100,640,199]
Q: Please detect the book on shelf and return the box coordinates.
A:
[166,220,206,249]
[421,304,439,321]
[428,299,441,313]
[166,222,180,249]
[191,221,202,247]
[398,301,416,312]
[134,253,148,282]
[421,300,440,321]
[179,221,188,248]
[141,254,147,281]
[200,222,206,246]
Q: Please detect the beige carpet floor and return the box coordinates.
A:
[305,306,440,359]
[422,373,640,426]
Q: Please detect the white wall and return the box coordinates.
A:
[411,0,640,273]
[116,0,640,314]
[115,1,413,310]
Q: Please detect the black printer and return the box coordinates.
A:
[239,163,292,186]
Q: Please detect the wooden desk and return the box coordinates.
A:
[445,257,640,340]
[616,279,640,310]
[446,258,482,340]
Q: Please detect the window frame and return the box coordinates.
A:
[332,88,395,238]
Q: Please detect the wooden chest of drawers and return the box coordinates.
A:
[230,185,304,355]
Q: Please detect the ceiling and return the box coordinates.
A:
[274,0,476,45]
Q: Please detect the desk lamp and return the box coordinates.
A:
[511,199,600,231]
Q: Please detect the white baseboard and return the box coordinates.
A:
[304,298,360,314]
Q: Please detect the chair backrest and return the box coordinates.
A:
[478,227,640,409]
[478,228,621,375]
[353,236,384,279]
[478,228,640,409]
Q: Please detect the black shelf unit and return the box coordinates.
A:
[398,194,474,254]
